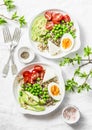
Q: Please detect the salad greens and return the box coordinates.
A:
[31,10,76,46]
[19,83,54,112]
[19,91,45,111]
[40,21,76,45]
[18,65,59,112]
[60,46,92,93]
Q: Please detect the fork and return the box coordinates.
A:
[11,28,21,75]
[2,27,12,77]
[2,27,21,77]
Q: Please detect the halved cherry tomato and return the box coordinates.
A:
[34,65,43,72]
[46,21,54,30]
[52,19,60,24]
[24,76,29,83]
[40,70,45,80]
[52,13,63,22]
[31,72,39,81]
[28,77,34,84]
[63,15,71,22]
[45,11,52,20]
[32,70,37,74]
[31,74,37,81]
[23,71,32,78]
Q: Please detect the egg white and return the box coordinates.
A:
[60,33,74,52]
[48,82,62,100]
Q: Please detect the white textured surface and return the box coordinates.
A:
[0,0,92,130]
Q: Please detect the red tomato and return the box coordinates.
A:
[32,70,37,74]
[31,72,39,81]
[24,76,29,83]
[23,71,32,78]
[52,13,63,21]
[40,71,45,80]
[63,15,71,22]
[45,21,54,30]
[45,11,52,20]
[52,19,60,24]
[34,65,43,72]
[29,78,35,84]
[31,74,37,81]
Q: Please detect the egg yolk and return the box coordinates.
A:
[51,85,60,96]
[62,38,72,49]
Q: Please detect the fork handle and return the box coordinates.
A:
[2,52,11,77]
[2,64,9,77]
[11,49,18,75]
[11,64,18,75]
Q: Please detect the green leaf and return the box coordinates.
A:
[0,17,7,25]
[65,78,78,92]
[84,46,92,57]
[74,68,87,78]
[79,72,87,78]
[18,16,27,27]
[4,0,15,11]
[74,68,80,76]
[74,53,82,64]
[89,70,92,77]
[59,58,73,66]
[77,83,91,93]
[12,11,18,20]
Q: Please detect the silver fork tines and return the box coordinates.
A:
[3,27,12,43]
[13,28,21,43]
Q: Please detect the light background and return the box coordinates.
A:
[0,0,92,130]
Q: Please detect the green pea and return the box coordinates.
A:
[60,32,63,35]
[27,83,32,87]
[62,20,64,23]
[39,91,43,95]
[43,91,47,95]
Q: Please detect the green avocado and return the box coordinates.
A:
[31,15,47,42]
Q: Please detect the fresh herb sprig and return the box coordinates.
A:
[0,0,27,27]
[4,0,15,10]
[60,46,92,93]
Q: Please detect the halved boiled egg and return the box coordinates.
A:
[48,82,61,100]
[60,33,74,52]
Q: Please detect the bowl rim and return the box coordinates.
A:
[18,46,35,64]
[13,61,65,115]
[62,104,80,124]
[29,8,81,59]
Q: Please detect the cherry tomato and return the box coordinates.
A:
[40,71,45,80]
[63,15,71,22]
[52,19,60,24]
[29,78,35,84]
[32,70,37,74]
[34,65,43,72]
[24,77,29,83]
[45,21,54,30]
[23,71,32,78]
[52,13,63,22]
[45,11,52,20]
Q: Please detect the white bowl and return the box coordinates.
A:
[62,105,80,124]
[18,47,35,64]
[29,9,81,59]
[13,62,65,115]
